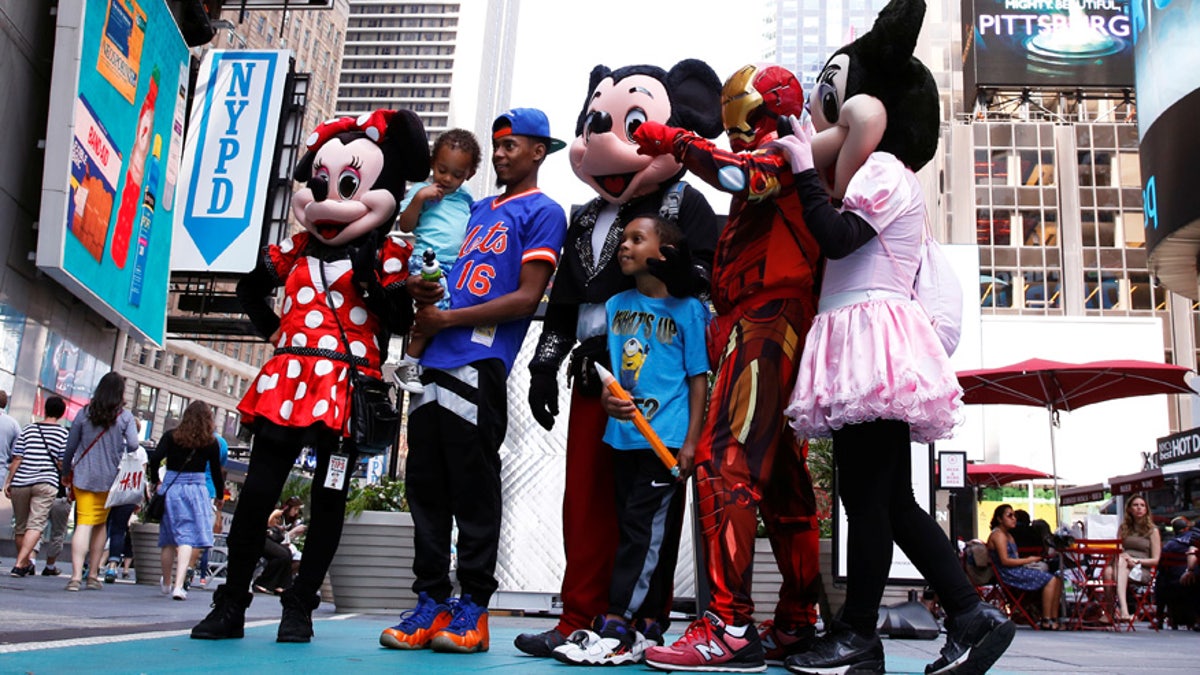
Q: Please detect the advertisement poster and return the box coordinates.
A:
[37,0,189,345]
[963,0,1135,92]
[172,50,289,272]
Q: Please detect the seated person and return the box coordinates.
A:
[1103,494,1161,621]
[987,504,1063,630]
[1010,509,1045,556]
[1155,516,1200,629]
[254,498,305,595]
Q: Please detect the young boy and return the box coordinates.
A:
[553,214,710,666]
[379,108,568,654]
[392,128,483,395]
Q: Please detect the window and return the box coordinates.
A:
[133,383,158,426]
[165,393,188,430]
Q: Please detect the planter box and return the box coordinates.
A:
[129,521,161,586]
[328,510,416,614]
[751,538,839,622]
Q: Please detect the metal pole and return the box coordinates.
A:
[1048,405,1061,528]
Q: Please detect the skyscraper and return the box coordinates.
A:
[336,0,519,191]
[764,0,889,91]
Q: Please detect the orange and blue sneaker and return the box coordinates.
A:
[379,592,454,649]
[429,594,489,653]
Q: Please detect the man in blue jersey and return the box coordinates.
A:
[380,108,568,655]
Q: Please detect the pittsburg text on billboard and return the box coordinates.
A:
[962,0,1135,95]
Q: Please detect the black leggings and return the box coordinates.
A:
[224,422,355,598]
[833,419,978,635]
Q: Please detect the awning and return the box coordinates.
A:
[1109,468,1165,496]
[1060,483,1108,506]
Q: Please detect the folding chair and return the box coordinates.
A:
[962,545,1007,613]
[1124,564,1158,632]
[1065,538,1122,631]
[987,558,1042,629]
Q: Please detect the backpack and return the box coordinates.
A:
[912,230,963,357]
[877,222,964,357]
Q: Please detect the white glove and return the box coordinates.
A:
[766,115,815,174]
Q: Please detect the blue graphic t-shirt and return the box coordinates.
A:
[602,290,711,451]
[421,188,567,374]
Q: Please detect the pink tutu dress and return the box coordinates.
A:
[785,153,962,444]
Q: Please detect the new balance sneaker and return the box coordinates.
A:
[759,620,816,666]
[429,594,489,653]
[513,627,567,657]
[644,611,766,672]
[553,616,638,666]
[379,592,454,649]
[393,361,425,395]
[924,602,1014,675]
[784,624,884,675]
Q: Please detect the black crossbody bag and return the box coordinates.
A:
[319,260,399,455]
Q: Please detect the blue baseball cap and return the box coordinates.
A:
[492,108,566,154]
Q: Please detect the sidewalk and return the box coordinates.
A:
[2,568,1197,674]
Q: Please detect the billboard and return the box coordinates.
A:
[36,0,190,345]
[171,50,289,273]
[962,0,1135,101]
[1139,0,1200,298]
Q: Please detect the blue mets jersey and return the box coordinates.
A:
[421,188,567,374]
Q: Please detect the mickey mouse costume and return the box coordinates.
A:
[191,110,429,644]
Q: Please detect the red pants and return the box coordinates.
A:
[695,296,821,629]
[555,391,618,634]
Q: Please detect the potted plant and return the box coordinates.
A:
[327,476,417,613]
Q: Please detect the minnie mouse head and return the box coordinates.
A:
[291,109,430,247]
[808,0,939,198]
[569,59,722,204]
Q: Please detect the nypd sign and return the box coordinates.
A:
[172,50,287,272]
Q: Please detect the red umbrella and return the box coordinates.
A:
[966,463,1054,488]
[957,358,1198,524]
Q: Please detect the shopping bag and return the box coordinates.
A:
[105,451,146,508]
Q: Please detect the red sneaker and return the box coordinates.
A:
[644,611,765,672]
[758,619,816,665]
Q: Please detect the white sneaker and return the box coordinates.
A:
[172,587,187,601]
[552,618,639,666]
[393,361,425,394]
[160,576,171,595]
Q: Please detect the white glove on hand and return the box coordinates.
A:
[766,115,815,174]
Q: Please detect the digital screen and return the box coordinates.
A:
[963,0,1134,92]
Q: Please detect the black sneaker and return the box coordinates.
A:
[277,587,321,643]
[191,586,254,640]
[784,625,884,675]
[10,564,34,577]
[925,602,1014,675]
[513,627,567,657]
[41,566,61,576]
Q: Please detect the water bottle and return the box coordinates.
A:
[420,248,442,282]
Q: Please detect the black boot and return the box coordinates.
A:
[191,585,253,639]
[277,587,321,643]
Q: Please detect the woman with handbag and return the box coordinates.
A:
[148,401,223,601]
[62,372,139,591]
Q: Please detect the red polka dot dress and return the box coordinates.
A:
[237,232,412,437]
